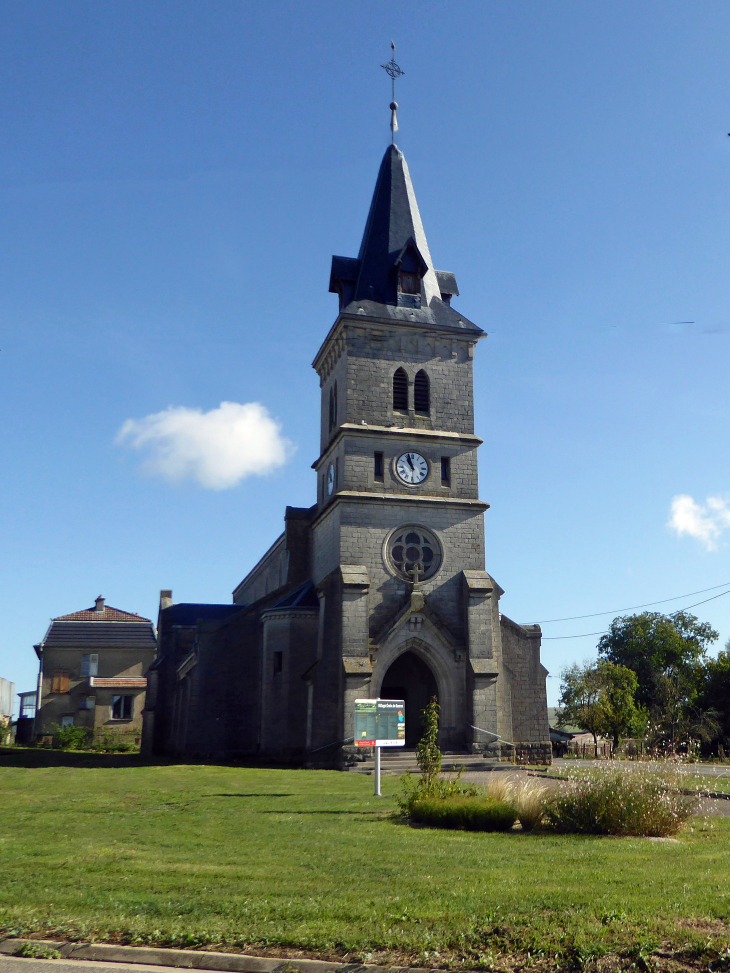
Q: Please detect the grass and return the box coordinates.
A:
[1,755,730,971]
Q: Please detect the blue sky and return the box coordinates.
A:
[2,0,730,711]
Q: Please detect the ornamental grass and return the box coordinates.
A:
[545,764,697,837]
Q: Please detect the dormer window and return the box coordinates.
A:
[398,271,420,295]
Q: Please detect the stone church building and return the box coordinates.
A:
[144,141,551,766]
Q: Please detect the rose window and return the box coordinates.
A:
[387,526,442,582]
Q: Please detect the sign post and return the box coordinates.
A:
[354,698,405,797]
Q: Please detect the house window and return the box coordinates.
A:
[60,716,74,728]
[51,671,70,694]
[79,696,96,711]
[441,456,451,486]
[414,370,430,414]
[111,695,133,720]
[273,651,283,675]
[81,654,99,677]
[374,451,384,482]
[392,368,408,412]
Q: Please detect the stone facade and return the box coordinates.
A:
[145,142,551,765]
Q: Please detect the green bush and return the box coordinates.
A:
[92,729,139,753]
[50,724,91,750]
[409,794,518,832]
[545,766,697,837]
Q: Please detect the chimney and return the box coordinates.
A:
[94,596,105,613]
[160,590,173,611]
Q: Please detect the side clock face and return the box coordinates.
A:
[395,451,428,485]
[327,463,335,496]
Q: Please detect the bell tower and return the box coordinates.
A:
[304,138,550,764]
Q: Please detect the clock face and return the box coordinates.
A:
[395,451,428,485]
[327,463,335,496]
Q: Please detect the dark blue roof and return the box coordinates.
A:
[268,581,319,611]
[329,145,480,334]
[161,604,242,626]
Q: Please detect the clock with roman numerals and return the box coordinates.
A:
[395,451,428,485]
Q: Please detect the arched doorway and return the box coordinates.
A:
[380,651,438,746]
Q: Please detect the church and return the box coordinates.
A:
[143,133,551,767]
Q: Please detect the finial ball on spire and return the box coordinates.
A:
[390,102,398,111]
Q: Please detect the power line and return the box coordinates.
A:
[541,587,730,640]
[536,581,730,623]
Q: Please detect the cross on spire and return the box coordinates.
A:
[381,41,404,143]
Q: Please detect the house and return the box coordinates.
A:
[33,597,156,742]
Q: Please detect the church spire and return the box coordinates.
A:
[354,143,440,307]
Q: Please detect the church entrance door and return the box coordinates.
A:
[380,651,438,746]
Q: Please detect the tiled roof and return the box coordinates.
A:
[54,605,151,622]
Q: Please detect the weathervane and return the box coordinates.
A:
[381,41,404,143]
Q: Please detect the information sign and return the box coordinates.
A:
[354,698,405,747]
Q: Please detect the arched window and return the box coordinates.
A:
[414,370,430,414]
[392,368,408,412]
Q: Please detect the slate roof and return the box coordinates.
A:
[329,144,481,335]
[160,604,243,626]
[268,581,319,611]
[42,621,157,650]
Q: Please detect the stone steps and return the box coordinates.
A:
[348,749,497,775]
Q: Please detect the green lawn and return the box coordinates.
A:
[1,755,729,971]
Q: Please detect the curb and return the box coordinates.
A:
[0,941,434,973]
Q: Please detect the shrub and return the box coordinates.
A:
[92,729,139,753]
[50,723,91,750]
[416,696,441,789]
[410,794,518,832]
[545,766,697,837]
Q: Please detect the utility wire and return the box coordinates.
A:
[536,581,730,623]
[541,587,730,640]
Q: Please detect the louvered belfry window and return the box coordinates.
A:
[392,368,408,412]
[414,370,430,414]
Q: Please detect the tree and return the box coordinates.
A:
[416,696,441,791]
[697,644,730,755]
[557,662,605,748]
[557,660,642,750]
[597,611,718,713]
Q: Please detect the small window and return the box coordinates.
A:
[328,381,338,433]
[273,651,283,675]
[374,451,384,482]
[51,671,70,694]
[399,271,420,294]
[79,696,96,711]
[60,716,74,728]
[111,695,133,720]
[441,456,451,486]
[414,370,430,414]
[81,654,99,677]
[393,368,408,411]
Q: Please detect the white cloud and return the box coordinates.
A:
[668,494,730,551]
[117,401,291,489]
